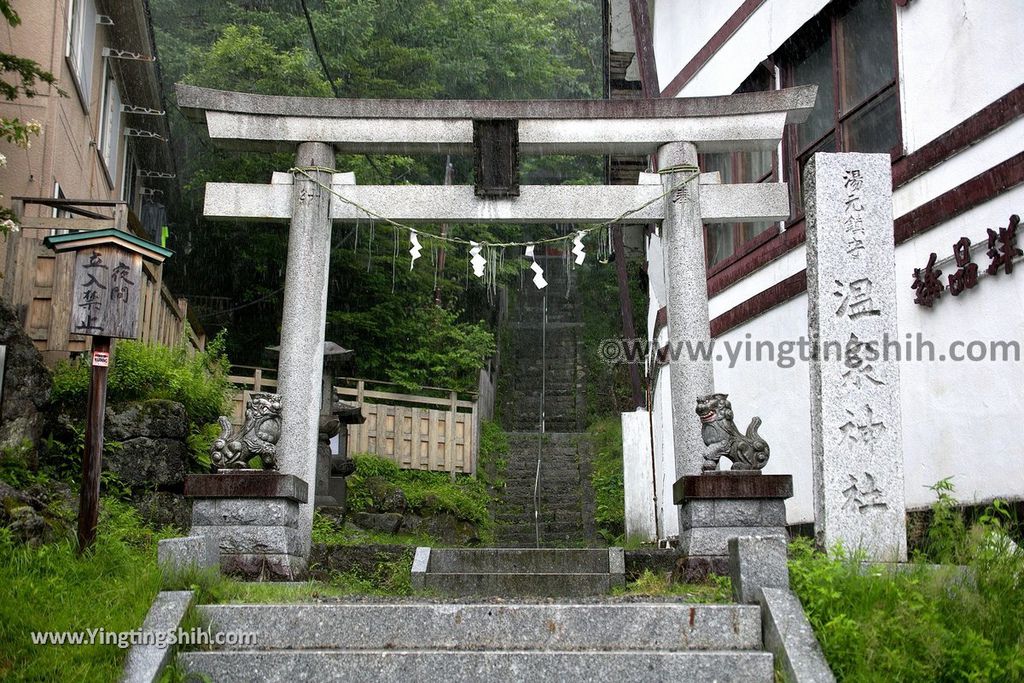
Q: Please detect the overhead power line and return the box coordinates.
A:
[297,0,341,98]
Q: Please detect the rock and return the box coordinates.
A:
[352,511,404,534]
[423,513,481,546]
[365,477,408,514]
[7,505,46,546]
[0,297,52,452]
[0,480,72,544]
[106,400,188,441]
[104,437,189,488]
[131,490,192,531]
[400,513,424,534]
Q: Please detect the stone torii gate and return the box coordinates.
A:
[177,84,815,553]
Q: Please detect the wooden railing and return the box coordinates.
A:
[227,366,480,475]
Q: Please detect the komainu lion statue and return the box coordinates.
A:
[211,392,282,470]
[695,393,770,472]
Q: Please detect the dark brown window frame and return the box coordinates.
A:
[780,0,903,222]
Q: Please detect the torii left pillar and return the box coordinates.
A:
[277,142,335,555]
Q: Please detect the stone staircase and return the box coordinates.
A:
[494,253,598,547]
[411,547,622,597]
[178,600,774,681]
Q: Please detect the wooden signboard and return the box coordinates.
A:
[71,247,143,339]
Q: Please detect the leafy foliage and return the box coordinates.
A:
[589,417,625,544]
[331,304,493,392]
[49,334,233,468]
[149,0,602,386]
[790,484,1024,682]
[346,454,492,533]
[51,333,232,427]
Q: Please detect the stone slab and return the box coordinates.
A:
[729,536,790,604]
[411,547,430,591]
[190,525,302,556]
[120,590,193,683]
[805,152,907,561]
[680,526,787,558]
[180,650,774,683]
[219,553,307,581]
[421,573,616,598]
[761,588,836,683]
[680,499,787,528]
[674,474,794,503]
[191,498,299,528]
[197,603,763,652]
[157,536,218,574]
[183,473,308,503]
[204,182,792,225]
[178,83,816,122]
[425,548,615,574]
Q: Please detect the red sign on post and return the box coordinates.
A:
[92,351,110,367]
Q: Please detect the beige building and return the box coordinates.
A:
[0,0,199,362]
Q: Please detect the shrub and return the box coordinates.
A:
[51,332,232,426]
[790,484,1024,682]
[49,332,233,469]
[346,454,493,533]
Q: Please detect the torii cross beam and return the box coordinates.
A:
[177,84,816,551]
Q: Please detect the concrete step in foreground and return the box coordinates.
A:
[412,547,624,597]
[179,649,772,682]
[179,601,771,682]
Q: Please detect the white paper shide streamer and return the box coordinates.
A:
[525,244,547,289]
[572,230,586,265]
[409,229,422,270]
[470,241,487,278]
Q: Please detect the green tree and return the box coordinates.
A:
[148,0,601,389]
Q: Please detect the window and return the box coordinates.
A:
[781,0,901,214]
[50,182,72,236]
[121,142,138,212]
[65,0,97,106]
[702,65,780,268]
[98,62,122,182]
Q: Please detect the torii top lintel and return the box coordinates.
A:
[175,84,816,156]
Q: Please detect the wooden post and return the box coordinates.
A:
[447,390,458,480]
[43,227,173,554]
[78,335,111,553]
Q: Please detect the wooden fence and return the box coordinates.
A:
[1,199,204,362]
[227,367,480,475]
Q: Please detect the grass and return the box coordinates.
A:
[618,569,732,603]
[589,417,625,544]
[0,499,173,681]
[791,484,1024,682]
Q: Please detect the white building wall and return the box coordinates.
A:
[637,0,1024,535]
[897,0,1024,153]
[655,0,830,97]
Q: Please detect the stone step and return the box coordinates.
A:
[413,548,624,597]
[180,650,773,682]
[193,602,763,652]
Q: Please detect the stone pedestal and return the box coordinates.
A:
[674,473,792,559]
[184,472,309,580]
